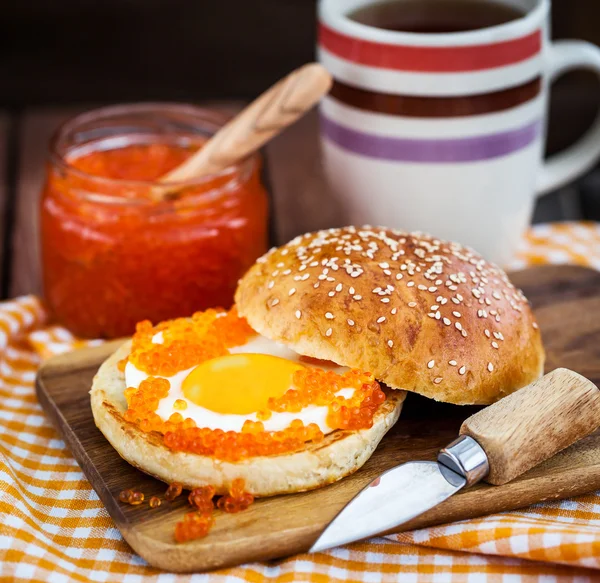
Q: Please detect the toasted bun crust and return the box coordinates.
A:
[90,341,405,496]
[235,226,545,405]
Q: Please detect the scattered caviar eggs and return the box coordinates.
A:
[165,482,183,501]
[118,489,144,505]
[217,479,254,514]
[122,307,387,461]
[118,479,255,541]
[174,512,214,543]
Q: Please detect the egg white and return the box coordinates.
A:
[124,333,354,434]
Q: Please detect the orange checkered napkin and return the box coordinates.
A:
[1,222,599,582]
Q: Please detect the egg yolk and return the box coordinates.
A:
[182,354,305,415]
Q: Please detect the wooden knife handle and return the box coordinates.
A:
[161,62,332,182]
[460,368,600,485]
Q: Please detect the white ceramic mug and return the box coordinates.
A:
[318,0,600,265]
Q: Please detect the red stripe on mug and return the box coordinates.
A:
[319,24,542,72]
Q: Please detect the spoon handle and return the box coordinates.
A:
[160,63,332,184]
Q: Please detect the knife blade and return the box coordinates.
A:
[311,461,466,552]
[310,368,600,553]
[311,436,483,552]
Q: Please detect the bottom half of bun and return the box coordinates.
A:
[90,342,406,497]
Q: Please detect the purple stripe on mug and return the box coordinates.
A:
[321,115,541,163]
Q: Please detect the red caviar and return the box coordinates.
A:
[126,309,253,377]
[118,489,144,505]
[165,482,183,501]
[174,512,214,543]
[188,485,216,514]
[217,479,254,513]
[122,308,387,461]
[149,496,161,509]
[40,105,268,338]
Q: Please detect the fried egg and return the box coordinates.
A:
[124,333,352,434]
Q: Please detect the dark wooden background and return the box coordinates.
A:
[1,0,599,300]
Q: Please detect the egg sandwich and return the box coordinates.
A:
[91,226,544,496]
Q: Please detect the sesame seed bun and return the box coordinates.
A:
[235,226,545,405]
[91,340,405,496]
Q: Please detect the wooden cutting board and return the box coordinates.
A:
[36,265,600,573]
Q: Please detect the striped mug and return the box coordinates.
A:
[318,0,600,264]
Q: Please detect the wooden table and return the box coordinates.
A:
[0,105,340,301]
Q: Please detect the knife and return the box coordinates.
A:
[311,368,600,552]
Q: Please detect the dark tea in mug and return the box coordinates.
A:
[349,0,524,33]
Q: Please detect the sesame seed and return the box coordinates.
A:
[377,316,386,323]
[379,262,390,268]
[408,302,417,308]
[325,312,334,320]
[435,312,441,320]
[347,319,355,326]
[387,340,394,348]
[492,341,499,349]
[430,305,439,311]
[443,318,451,326]
[459,366,466,375]
[533,322,539,329]
[451,298,460,304]
[407,281,415,287]
[354,294,362,300]
[484,329,491,338]
[268,281,275,289]
[349,287,355,295]
[456,293,464,301]
[328,291,335,297]
[384,270,392,276]
[453,311,461,318]
[289,288,296,296]
[418,284,427,291]
[455,322,462,331]
[271,298,279,307]
[295,310,301,319]
[428,286,437,292]
[461,329,468,338]
[493,291,501,300]
[336,283,343,292]
[434,377,443,384]
[427,359,435,369]
[449,360,457,366]
[391,308,398,314]
[313,283,320,289]
[381,298,390,303]
[488,362,494,372]
[440,298,448,305]
[396,273,403,280]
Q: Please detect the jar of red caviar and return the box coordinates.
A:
[40,104,268,338]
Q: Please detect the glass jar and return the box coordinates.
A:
[40,103,268,338]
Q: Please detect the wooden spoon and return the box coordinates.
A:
[156,63,333,197]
